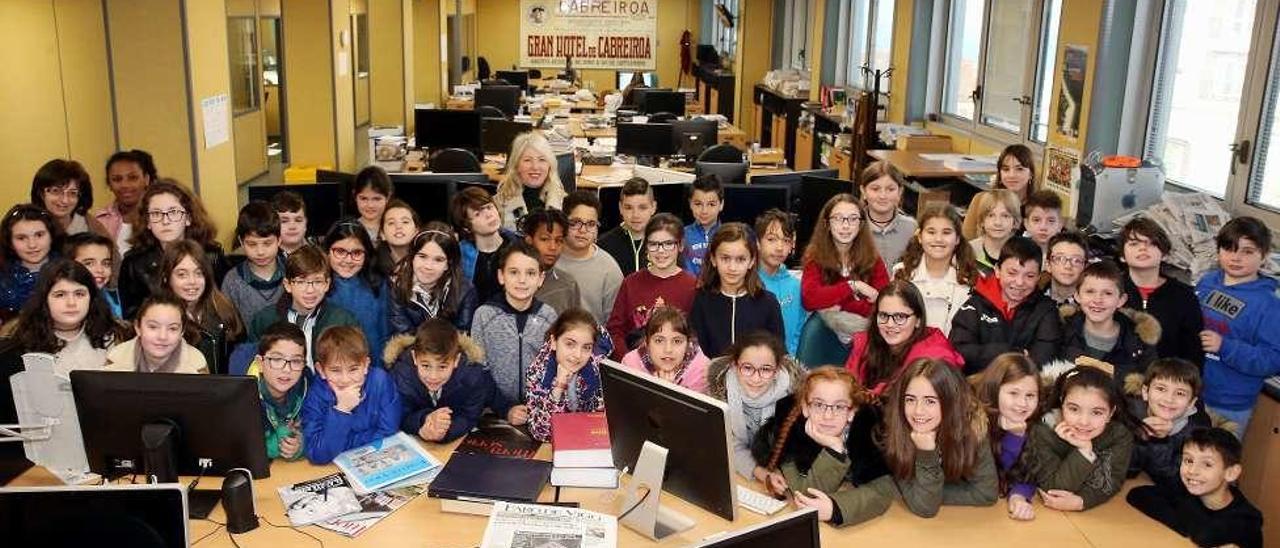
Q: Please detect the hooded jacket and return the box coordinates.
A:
[388,277,479,335]
[949,274,1062,373]
[1056,305,1161,389]
[1124,275,1204,366]
[469,295,559,407]
[845,327,964,396]
[387,332,494,443]
[1195,270,1280,411]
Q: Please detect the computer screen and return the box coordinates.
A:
[247,182,345,238]
[495,70,531,93]
[617,123,676,158]
[692,509,821,547]
[0,484,189,547]
[694,161,749,186]
[475,85,521,118]
[597,181,692,232]
[415,108,482,151]
[71,371,270,480]
[721,183,792,226]
[629,87,671,110]
[617,71,656,89]
[599,360,737,521]
[640,90,687,116]
[482,119,533,154]
[793,175,856,250]
[671,118,718,157]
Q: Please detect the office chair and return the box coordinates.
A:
[699,143,744,163]
[429,148,483,173]
[476,105,508,120]
[647,112,678,123]
[556,153,576,193]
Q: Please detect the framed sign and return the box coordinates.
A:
[520,1,658,70]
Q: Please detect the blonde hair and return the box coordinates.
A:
[962,189,1021,241]
[497,132,565,204]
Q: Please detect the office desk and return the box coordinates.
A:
[11,439,1186,548]
[445,97,602,113]
[481,161,791,190]
[866,149,997,179]
[564,117,750,151]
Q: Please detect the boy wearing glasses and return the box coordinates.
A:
[556,191,624,322]
[1041,231,1090,305]
[1056,260,1160,385]
[249,245,358,369]
[1120,218,1204,366]
[390,318,500,442]
[523,209,582,315]
[452,187,519,304]
[598,178,656,275]
[250,322,312,460]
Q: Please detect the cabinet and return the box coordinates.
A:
[1240,393,1279,545]
[752,84,806,168]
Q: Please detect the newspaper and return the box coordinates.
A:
[315,484,426,537]
[1112,192,1279,281]
[480,501,617,548]
[277,473,363,527]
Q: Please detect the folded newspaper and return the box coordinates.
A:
[1112,192,1280,281]
[480,501,617,548]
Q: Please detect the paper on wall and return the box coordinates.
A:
[200,94,230,149]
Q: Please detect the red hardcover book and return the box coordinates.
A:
[550,412,613,468]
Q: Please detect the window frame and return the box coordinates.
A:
[834,0,894,100]
[227,15,262,115]
[1227,0,1280,226]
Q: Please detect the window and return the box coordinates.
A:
[712,0,739,61]
[227,16,260,113]
[1244,2,1280,211]
[1030,0,1061,143]
[941,0,983,120]
[832,0,894,94]
[777,0,810,70]
[870,0,894,92]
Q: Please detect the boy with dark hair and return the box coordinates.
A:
[598,177,656,275]
[301,325,401,464]
[1023,190,1064,256]
[1056,260,1159,384]
[451,187,519,304]
[223,201,286,326]
[522,208,581,314]
[249,322,311,460]
[555,190,623,322]
[248,245,359,368]
[950,236,1062,372]
[755,209,805,355]
[1122,217,1205,366]
[388,318,507,442]
[270,191,313,256]
[1127,427,1263,548]
[1126,358,1210,488]
[1041,231,1089,305]
[1197,216,1280,435]
[684,174,724,277]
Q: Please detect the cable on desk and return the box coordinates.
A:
[261,514,324,547]
[193,518,226,546]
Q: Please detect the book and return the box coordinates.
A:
[550,466,618,489]
[277,473,363,527]
[551,412,613,469]
[480,501,617,548]
[333,431,444,495]
[456,418,542,459]
[314,484,426,537]
[428,452,552,505]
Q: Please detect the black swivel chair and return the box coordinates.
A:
[556,153,576,193]
[528,69,543,79]
[647,112,678,123]
[429,148,483,173]
[699,143,745,163]
[476,105,508,120]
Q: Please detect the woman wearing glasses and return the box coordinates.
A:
[118,180,227,319]
[247,322,312,461]
[706,331,804,481]
[29,159,110,238]
[844,281,962,397]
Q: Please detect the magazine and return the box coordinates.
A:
[333,431,444,495]
[456,417,542,459]
[480,501,617,548]
[277,473,363,527]
[315,484,427,537]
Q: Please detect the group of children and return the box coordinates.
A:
[0,138,1275,546]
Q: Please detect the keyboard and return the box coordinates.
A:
[736,485,788,516]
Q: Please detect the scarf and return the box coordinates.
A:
[724,366,792,447]
[412,278,451,319]
[638,340,702,387]
[134,338,183,373]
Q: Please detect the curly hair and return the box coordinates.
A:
[129,179,219,249]
[763,366,874,494]
[9,259,126,353]
[895,204,978,285]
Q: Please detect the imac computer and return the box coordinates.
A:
[414,108,483,152]
[694,161,749,186]
[692,508,821,547]
[495,70,531,93]
[599,360,737,540]
[0,483,189,547]
[671,118,719,159]
[475,85,522,118]
[640,90,686,116]
[482,119,534,154]
[616,123,676,166]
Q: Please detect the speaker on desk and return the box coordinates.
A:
[223,468,259,533]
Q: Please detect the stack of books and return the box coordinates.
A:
[428,419,552,516]
[549,412,618,489]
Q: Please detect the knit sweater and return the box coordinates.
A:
[301,365,401,464]
[555,246,623,322]
[605,269,697,358]
[220,255,286,328]
[689,289,785,358]
[470,295,559,406]
[535,267,582,316]
[868,213,916,268]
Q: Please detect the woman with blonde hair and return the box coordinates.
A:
[496,132,567,231]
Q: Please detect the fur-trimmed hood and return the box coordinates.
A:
[1057,304,1162,347]
[706,353,805,401]
[383,331,486,368]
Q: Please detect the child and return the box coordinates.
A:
[1023,190,1064,257]
[621,306,710,392]
[496,132,567,231]
[845,280,963,396]
[271,191,313,255]
[859,161,917,267]
[950,236,1062,373]
[598,177,656,275]
[323,222,391,369]
[1127,427,1263,548]
[1121,217,1204,366]
[523,209,582,315]
[690,223,785,357]
[390,223,477,335]
[221,201,286,327]
[351,165,393,242]
[119,180,227,318]
[30,159,109,237]
[971,353,1042,521]
[105,294,208,373]
[95,149,157,253]
[607,213,697,358]
[247,322,311,460]
[471,241,558,419]
[800,194,891,344]
[1127,358,1210,489]
[1041,231,1089,305]
[555,191,624,322]
[683,174,724,277]
[249,245,359,369]
[451,187,520,304]
[375,198,420,277]
[1196,216,1280,435]
[0,205,60,318]
[991,144,1036,204]
[525,307,613,442]
[301,325,401,464]
[1020,366,1138,511]
[892,204,977,335]
[750,367,889,526]
[0,259,126,376]
[388,318,496,443]
[962,189,1020,274]
[162,239,245,374]
[1056,261,1159,385]
[65,232,122,318]
[755,209,807,355]
[706,331,804,480]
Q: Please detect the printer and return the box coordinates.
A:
[1073,159,1165,232]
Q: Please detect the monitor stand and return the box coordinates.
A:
[619,441,696,541]
[140,420,221,519]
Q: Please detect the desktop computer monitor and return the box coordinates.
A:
[482,118,534,154]
[630,87,671,109]
[671,118,718,158]
[556,152,577,193]
[390,177,454,224]
[692,508,821,547]
[475,85,522,118]
[599,360,737,522]
[694,161,749,186]
[794,175,855,250]
[640,90,686,116]
[495,70,531,93]
[617,123,676,160]
[415,108,482,151]
[748,168,840,189]
[0,483,189,547]
[247,182,345,239]
[71,371,270,480]
[598,181,693,232]
[721,183,792,226]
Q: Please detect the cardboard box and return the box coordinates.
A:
[896,134,952,153]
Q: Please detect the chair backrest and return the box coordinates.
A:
[698,143,745,163]
[647,112,678,123]
[694,161,749,185]
[477,56,491,80]
[476,105,509,120]
[556,153,576,193]
[430,148,483,173]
